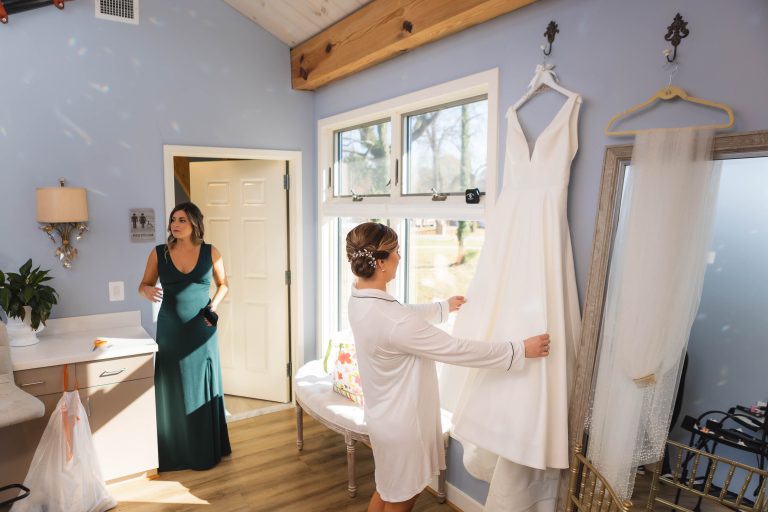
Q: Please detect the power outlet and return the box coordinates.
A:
[109,281,125,302]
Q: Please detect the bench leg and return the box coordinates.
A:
[295,404,304,451]
[438,469,447,503]
[437,433,449,503]
[345,434,357,498]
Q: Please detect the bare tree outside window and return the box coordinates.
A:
[405,98,488,265]
[404,98,487,196]
[336,122,391,197]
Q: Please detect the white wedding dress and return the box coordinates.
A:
[445,91,582,511]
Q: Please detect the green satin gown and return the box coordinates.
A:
[154,243,231,471]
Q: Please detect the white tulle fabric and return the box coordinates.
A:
[587,128,720,501]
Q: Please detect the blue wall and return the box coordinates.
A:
[314,0,768,502]
[2,0,766,505]
[0,0,315,355]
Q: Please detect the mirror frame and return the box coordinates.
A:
[560,130,768,506]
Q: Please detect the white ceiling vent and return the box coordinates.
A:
[95,0,139,25]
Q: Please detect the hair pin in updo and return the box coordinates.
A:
[350,248,377,269]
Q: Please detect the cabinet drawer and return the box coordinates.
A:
[13,364,73,396]
[76,353,154,387]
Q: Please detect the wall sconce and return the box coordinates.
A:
[36,179,89,268]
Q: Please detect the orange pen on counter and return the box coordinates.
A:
[92,339,110,351]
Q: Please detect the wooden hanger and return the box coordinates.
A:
[512,63,578,111]
[605,85,734,137]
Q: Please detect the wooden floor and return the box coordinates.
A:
[224,394,282,421]
[108,408,455,512]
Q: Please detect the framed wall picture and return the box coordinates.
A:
[129,208,156,242]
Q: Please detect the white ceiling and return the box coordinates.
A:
[224,0,372,48]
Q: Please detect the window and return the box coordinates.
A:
[335,120,391,197]
[405,219,485,304]
[318,70,499,352]
[403,97,488,196]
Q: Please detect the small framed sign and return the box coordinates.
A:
[130,208,156,243]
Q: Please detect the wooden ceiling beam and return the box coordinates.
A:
[290,0,538,91]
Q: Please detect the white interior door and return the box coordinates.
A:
[190,159,290,403]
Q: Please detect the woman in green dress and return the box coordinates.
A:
[139,202,231,471]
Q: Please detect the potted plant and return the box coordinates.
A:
[0,259,59,347]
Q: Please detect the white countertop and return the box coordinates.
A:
[10,311,157,371]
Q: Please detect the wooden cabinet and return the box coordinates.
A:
[1,355,158,486]
[0,391,62,486]
[80,376,157,481]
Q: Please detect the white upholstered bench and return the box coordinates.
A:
[294,360,449,501]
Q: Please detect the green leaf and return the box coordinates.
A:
[30,310,41,330]
[22,286,34,304]
[0,287,9,311]
[19,259,32,276]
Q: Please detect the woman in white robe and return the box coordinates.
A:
[346,222,551,512]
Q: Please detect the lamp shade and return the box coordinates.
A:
[36,187,89,223]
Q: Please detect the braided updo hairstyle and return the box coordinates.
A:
[346,222,398,279]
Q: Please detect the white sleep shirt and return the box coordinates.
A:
[348,286,524,502]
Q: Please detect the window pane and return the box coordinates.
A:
[403,98,487,195]
[335,121,391,197]
[406,219,485,306]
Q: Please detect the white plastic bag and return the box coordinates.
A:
[11,390,116,512]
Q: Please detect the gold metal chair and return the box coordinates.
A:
[646,439,768,512]
[567,442,633,512]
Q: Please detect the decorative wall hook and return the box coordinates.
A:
[542,21,559,56]
[664,13,689,63]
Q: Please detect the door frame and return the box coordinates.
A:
[163,144,305,405]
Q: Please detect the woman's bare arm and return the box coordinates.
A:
[138,249,162,302]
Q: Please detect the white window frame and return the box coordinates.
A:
[317,69,499,355]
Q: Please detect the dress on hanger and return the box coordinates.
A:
[448,92,582,510]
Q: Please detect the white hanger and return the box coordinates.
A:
[512,63,577,111]
[605,62,734,136]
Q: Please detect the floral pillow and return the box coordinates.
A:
[323,330,364,405]
[333,343,364,405]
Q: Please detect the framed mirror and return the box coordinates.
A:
[565,131,768,510]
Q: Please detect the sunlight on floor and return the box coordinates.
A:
[108,479,209,505]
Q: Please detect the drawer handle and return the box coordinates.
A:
[20,380,45,387]
[99,369,126,378]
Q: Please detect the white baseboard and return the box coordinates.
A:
[225,402,293,423]
[429,476,484,512]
